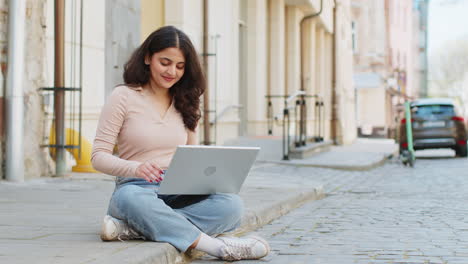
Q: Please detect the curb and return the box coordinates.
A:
[258,152,396,171]
[181,186,325,263]
[235,186,325,235]
[91,186,325,264]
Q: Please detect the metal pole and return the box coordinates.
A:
[267,99,273,135]
[283,107,290,160]
[302,97,307,145]
[295,100,300,147]
[318,99,322,141]
[54,0,66,176]
[5,0,26,182]
[320,100,324,141]
[78,0,84,159]
[404,101,414,154]
[315,100,319,140]
[283,108,291,160]
[202,0,210,145]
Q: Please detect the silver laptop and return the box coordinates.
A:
[158,145,260,194]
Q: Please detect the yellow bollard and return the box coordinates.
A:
[49,125,97,173]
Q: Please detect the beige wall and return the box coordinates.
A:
[141,0,164,41]
[357,88,386,127]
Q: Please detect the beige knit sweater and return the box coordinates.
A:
[91,85,194,177]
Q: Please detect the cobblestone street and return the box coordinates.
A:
[196,150,468,263]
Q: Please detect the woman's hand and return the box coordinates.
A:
[135,160,164,183]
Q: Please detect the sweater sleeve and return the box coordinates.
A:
[91,87,141,177]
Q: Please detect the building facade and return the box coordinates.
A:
[1,0,357,180]
[352,0,422,138]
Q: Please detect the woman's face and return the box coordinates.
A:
[146,47,185,90]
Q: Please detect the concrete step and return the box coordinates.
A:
[224,136,333,162]
[289,140,333,159]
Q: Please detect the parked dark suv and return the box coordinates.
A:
[399,98,468,157]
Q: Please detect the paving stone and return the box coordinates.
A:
[195,150,468,263]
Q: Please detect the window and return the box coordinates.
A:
[412,105,455,117]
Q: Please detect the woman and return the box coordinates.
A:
[91,25,269,261]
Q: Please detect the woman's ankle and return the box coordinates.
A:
[189,234,201,249]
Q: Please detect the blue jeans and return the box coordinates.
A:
[107,177,244,252]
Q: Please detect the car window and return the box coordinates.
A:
[411,105,455,117]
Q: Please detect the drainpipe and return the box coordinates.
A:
[5,0,26,182]
[299,0,323,145]
[266,0,271,110]
[202,0,210,145]
[54,0,66,176]
[330,0,338,144]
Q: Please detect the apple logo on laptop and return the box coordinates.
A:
[204,166,216,176]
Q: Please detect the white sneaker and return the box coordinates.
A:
[217,235,270,261]
[100,215,142,241]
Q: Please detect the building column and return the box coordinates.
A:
[285,6,302,95]
[268,0,285,134]
[304,19,317,138]
[315,26,326,99]
[312,26,324,138]
[334,0,356,144]
[246,0,268,135]
[324,32,333,140]
[303,19,316,95]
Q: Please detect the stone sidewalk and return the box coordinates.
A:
[0,138,397,264]
[228,137,398,171]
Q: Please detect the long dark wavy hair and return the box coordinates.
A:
[123,25,205,131]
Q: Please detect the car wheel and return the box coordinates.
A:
[456,145,468,157]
